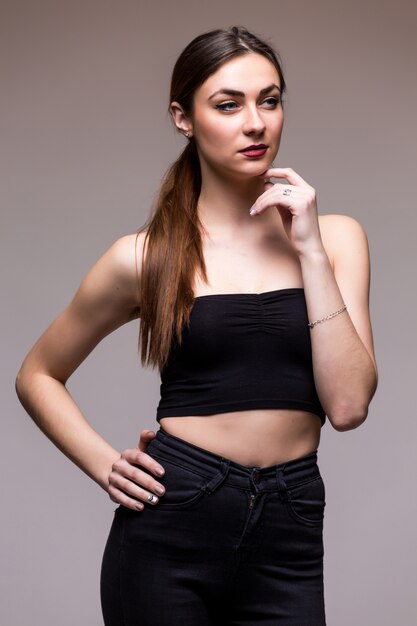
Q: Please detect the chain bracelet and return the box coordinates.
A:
[308,304,347,329]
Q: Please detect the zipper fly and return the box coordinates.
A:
[249,493,257,509]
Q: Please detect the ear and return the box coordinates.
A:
[170,101,193,138]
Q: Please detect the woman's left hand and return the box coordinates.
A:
[250,167,323,257]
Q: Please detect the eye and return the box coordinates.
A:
[215,101,239,112]
[261,96,281,109]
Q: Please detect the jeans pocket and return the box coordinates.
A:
[148,454,212,509]
[286,475,326,526]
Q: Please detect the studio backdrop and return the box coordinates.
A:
[1,1,416,624]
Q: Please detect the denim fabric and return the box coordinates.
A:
[101,428,326,625]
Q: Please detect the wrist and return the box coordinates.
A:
[93,449,121,492]
[297,245,329,266]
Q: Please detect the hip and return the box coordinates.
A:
[109,427,326,553]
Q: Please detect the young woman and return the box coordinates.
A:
[16,26,378,625]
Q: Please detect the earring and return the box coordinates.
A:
[185,131,191,138]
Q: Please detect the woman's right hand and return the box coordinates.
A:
[107,430,166,511]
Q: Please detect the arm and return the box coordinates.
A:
[250,168,378,431]
[300,214,378,430]
[15,233,166,510]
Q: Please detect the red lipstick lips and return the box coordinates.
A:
[239,144,268,158]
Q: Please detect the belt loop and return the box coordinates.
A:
[276,466,288,502]
[202,459,230,494]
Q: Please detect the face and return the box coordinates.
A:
[171,53,284,180]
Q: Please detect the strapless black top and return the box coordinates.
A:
[156,288,326,425]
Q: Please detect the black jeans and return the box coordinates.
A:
[101,428,326,625]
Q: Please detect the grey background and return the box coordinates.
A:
[2,0,416,624]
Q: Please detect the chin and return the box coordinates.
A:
[238,161,270,178]
[205,156,271,182]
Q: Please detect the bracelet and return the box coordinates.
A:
[308,304,347,329]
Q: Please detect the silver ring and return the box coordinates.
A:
[283,188,292,196]
[147,494,158,504]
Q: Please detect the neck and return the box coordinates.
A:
[197,169,266,232]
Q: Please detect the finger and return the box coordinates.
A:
[122,459,166,496]
[108,481,158,512]
[250,183,294,216]
[109,489,145,512]
[109,457,166,498]
[121,447,165,477]
[261,167,310,187]
[263,180,274,192]
[108,474,162,506]
[137,429,156,452]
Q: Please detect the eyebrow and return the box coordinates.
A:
[208,83,281,100]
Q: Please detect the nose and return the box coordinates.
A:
[243,105,266,136]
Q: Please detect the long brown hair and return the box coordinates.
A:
[139,26,287,370]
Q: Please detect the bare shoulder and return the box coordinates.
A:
[319,213,365,234]
[105,230,147,282]
[318,214,369,269]
[72,230,148,324]
[99,230,147,302]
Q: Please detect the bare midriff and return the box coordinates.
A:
[159,409,322,467]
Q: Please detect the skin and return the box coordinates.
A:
[16,52,378,512]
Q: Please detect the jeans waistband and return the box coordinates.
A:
[152,428,320,492]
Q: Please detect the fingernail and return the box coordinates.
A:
[249,207,257,216]
[155,466,165,476]
[147,494,158,504]
[155,486,165,495]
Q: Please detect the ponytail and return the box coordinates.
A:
[139,140,207,370]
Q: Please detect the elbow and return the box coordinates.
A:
[15,367,27,403]
[326,369,377,433]
[15,360,34,404]
[327,403,369,432]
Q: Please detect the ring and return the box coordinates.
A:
[283,188,292,196]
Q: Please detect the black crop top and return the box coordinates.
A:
[156,288,326,426]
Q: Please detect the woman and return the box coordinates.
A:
[16,26,378,625]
